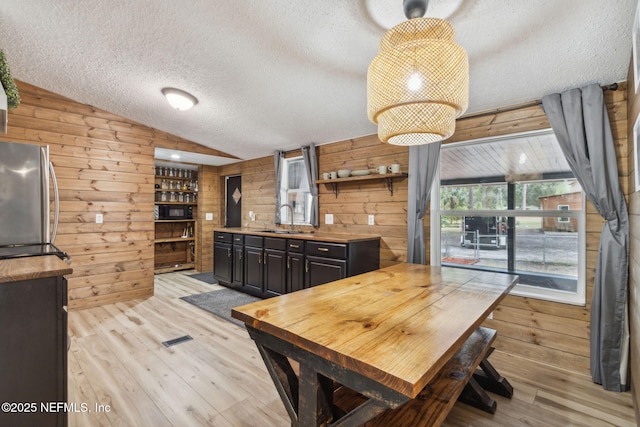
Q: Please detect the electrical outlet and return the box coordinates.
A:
[205,213,213,220]
[368,214,375,226]
[249,211,255,221]
[95,213,103,224]
[325,214,333,225]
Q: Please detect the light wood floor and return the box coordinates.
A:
[68,272,637,426]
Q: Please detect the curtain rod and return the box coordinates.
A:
[459,82,619,121]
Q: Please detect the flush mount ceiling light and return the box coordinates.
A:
[367,0,468,145]
[161,87,198,111]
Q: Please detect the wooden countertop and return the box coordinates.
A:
[232,263,518,398]
[215,227,380,243]
[0,255,73,284]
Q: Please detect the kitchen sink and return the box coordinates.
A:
[259,229,296,234]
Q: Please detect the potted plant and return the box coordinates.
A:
[0,49,20,133]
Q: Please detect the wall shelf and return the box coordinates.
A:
[315,173,408,197]
[155,237,196,244]
[154,170,198,273]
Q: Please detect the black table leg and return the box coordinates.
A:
[473,347,514,398]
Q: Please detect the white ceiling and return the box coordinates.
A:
[0,0,636,162]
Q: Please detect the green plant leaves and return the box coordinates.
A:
[0,50,20,109]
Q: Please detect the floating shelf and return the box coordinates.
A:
[155,237,195,243]
[155,219,196,223]
[315,173,408,197]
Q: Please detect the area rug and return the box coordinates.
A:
[180,288,260,328]
[188,271,218,284]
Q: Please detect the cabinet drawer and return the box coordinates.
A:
[287,239,304,253]
[215,232,232,243]
[245,235,263,248]
[306,241,347,259]
[265,237,287,250]
[232,234,244,245]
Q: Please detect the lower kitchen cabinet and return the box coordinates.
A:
[287,251,305,293]
[213,230,380,298]
[264,238,287,297]
[232,243,244,287]
[213,240,232,284]
[243,235,264,297]
[305,255,347,288]
[0,271,69,427]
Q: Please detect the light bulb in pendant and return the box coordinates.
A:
[407,72,423,91]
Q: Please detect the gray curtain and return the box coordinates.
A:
[301,143,319,227]
[274,150,285,225]
[407,142,441,264]
[542,83,629,391]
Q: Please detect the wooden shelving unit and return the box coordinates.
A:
[315,172,408,197]
[154,170,198,273]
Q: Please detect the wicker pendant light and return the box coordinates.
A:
[367,0,468,145]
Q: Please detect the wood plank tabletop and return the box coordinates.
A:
[232,263,517,398]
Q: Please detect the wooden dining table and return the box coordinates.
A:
[232,263,518,427]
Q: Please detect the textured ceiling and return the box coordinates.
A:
[0,0,636,161]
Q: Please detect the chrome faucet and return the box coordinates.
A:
[280,203,294,232]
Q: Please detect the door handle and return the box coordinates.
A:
[258,253,262,264]
[305,259,309,273]
[227,248,231,257]
[287,256,290,269]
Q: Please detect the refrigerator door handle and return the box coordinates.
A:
[49,160,59,244]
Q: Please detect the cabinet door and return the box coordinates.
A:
[288,252,305,293]
[305,255,347,288]
[213,243,232,284]
[231,245,244,287]
[0,276,67,426]
[244,246,264,295]
[264,249,287,296]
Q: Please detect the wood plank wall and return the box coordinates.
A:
[626,60,640,418]
[217,138,410,267]
[4,81,227,309]
[215,84,629,377]
[474,86,629,376]
[10,77,632,380]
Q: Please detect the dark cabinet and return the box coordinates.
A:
[0,274,68,427]
[213,232,233,285]
[213,230,380,298]
[264,238,287,297]
[231,234,244,287]
[244,236,264,296]
[305,240,379,288]
[264,249,287,296]
[306,255,347,287]
[287,239,305,293]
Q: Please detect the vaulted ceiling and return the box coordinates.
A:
[0,0,636,161]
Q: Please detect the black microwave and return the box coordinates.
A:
[156,205,192,220]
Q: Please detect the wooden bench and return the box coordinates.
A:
[332,327,512,427]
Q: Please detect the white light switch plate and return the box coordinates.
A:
[205,213,213,221]
[95,213,103,224]
[368,214,375,225]
[325,214,333,225]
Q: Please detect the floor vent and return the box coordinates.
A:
[162,335,193,347]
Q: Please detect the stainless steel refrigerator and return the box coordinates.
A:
[0,140,68,260]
